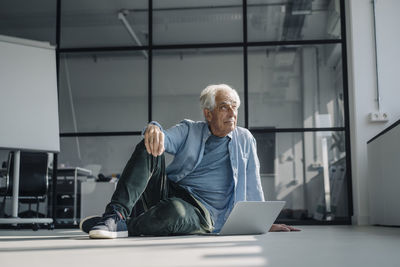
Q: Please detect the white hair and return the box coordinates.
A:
[199,84,241,111]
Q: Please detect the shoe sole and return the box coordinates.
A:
[79,215,101,233]
[89,229,128,239]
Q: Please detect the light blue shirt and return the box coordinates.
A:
[179,134,234,232]
[145,119,265,232]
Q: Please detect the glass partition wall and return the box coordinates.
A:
[1,0,351,224]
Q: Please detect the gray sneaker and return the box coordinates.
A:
[89,210,128,239]
[79,215,102,234]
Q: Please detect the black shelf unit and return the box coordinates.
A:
[48,177,81,226]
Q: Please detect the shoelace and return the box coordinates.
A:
[98,210,124,225]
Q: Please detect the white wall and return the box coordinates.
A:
[368,124,400,226]
[346,0,400,225]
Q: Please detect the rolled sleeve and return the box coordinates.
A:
[246,136,265,201]
[141,121,164,136]
[142,121,190,155]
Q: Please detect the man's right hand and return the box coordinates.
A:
[144,124,165,157]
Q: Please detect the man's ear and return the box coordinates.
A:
[204,109,212,122]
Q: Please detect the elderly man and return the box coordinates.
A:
[81,84,298,238]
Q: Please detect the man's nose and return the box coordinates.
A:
[229,106,237,114]
[227,107,236,116]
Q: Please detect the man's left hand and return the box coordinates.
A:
[269,224,301,232]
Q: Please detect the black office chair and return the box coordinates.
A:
[0,151,49,228]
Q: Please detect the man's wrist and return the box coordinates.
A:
[148,121,163,131]
[141,121,163,136]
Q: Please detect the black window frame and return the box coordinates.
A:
[54,0,353,225]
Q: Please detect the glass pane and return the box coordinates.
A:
[61,0,148,48]
[0,149,10,169]
[248,44,344,128]
[59,51,148,133]
[59,135,142,177]
[0,149,9,193]
[152,47,244,129]
[0,0,56,45]
[253,131,348,222]
[153,0,243,45]
[247,0,341,41]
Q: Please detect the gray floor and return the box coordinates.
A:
[1,226,399,267]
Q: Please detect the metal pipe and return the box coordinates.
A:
[118,10,148,59]
[321,137,332,220]
[372,0,381,110]
[64,55,81,160]
[11,151,20,218]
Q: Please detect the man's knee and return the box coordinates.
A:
[128,198,193,236]
[134,139,147,155]
[158,198,190,221]
[129,139,153,163]
[132,139,164,160]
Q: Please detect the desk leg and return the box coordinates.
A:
[11,150,21,218]
[73,168,77,225]
[52,154,58,224]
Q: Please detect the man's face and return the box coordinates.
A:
[204,89,238,137]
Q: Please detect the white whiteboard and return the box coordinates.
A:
[0,35,60,152]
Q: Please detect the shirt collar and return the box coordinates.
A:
[204,122,233,139]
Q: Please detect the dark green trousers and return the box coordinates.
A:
[106,140,213,236]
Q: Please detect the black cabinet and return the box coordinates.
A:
[48,178,81,226]
[48,167,91,226]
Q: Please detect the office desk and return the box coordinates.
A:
[50,167,92,225]
[0,167,92,226]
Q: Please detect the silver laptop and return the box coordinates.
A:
[203,201,285,236]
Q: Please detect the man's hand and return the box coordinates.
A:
[269,224,301,232]
[144,124,165,157]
